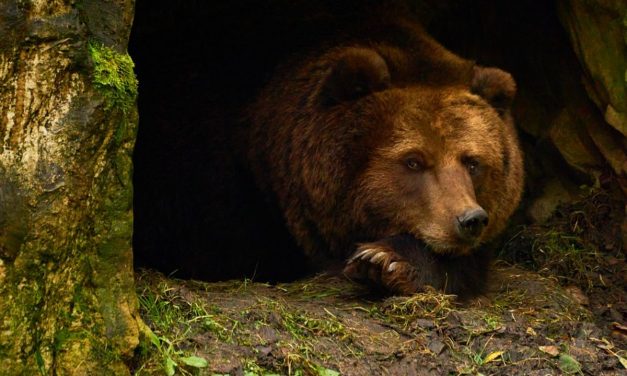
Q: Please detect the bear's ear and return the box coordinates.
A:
[471,66,516,115]
[321,48,392,105]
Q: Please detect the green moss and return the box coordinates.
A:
[88,42,138,113]
[53,328,87,355]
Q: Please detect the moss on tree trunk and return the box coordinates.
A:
[0,1,140,374]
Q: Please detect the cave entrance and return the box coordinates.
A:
[128,0,599,282]
[128,1,311,282]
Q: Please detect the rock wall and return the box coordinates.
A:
[558,0,627,191]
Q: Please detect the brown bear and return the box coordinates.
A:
[246,17,523,298]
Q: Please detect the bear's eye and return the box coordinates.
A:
[405,157,423,171]
[462,156,481,176]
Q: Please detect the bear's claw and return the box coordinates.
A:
[369,251,388,264]
[344,243,419,295]
[387,261,398,272]
[348,248,378,263]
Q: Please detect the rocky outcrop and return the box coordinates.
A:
[558,0,627,191]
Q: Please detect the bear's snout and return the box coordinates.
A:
[455,207,489,242]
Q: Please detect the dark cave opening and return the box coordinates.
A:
[129,0,593,282]
[129,1,312,282]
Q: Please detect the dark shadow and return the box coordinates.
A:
[128,1,313,282]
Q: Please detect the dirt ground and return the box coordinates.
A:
[132,190,626,375]
[132,266,625,376]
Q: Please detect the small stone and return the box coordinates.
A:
[255,345,272,356]
[414,318,435,329]
[609,308,624,323]
[604,104,627,137]
[564,285,589,306]
[549,109,603,175]
[257,326,278,344]
[527,178,575,223]
[508,348,529,362]
[428,340,446,355]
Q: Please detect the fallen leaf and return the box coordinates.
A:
[483,350,505,364]
[316,366,340,376]
[611,330,627,342]
[558,354,582,374]
[611,322,627,332]
[606,256,621,265]
[611,322,627,342]
[538,345,560,357]
[180,355,208,368]
[428,339,446,355]
[165,357,177,376]
[149,331,160,348]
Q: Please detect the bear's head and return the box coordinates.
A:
[316,47,523,256]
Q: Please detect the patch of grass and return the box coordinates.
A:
[490,281,527,313]
[499,186,624,292]
[448,335,507,375]
[489,267,591,331]
[482,314,502,332]
[531,229,601,290]
[249,298,355,375]
[373,289,454,331]
[469,337,505,368]
[282,308,347,341]
[138,280,238,344]
[133,275,222,375]
[243,358,280,376]
[278,342,340,376]
[140,331,207,376]
[259,298,349,341]
[187,277,273,295]
[189,302,239,343]
[278,275,361,300]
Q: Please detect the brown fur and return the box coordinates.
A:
[246,18,523,297]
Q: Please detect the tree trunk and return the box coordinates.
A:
[0,1,139,374]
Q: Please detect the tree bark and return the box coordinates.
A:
[0,1,139,374]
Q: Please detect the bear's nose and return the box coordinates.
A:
[456,208,489,241]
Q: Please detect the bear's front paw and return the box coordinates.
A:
[343,243,420,295]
